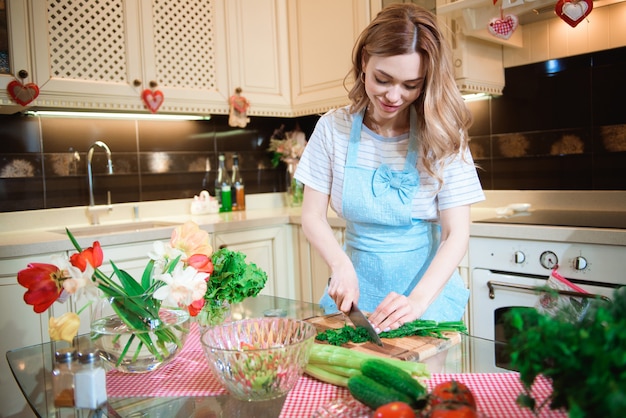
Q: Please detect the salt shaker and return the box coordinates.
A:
[73,348,107,409]
[52,347,77,407]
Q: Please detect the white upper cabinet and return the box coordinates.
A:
[225,0,373,117]
[1,0,376,116]
[2,0,230,114]
[30,0,227,113]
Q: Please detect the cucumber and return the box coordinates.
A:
[347,374,414,410]
[361,358,427,402]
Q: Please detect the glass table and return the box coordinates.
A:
[7,295,505,418]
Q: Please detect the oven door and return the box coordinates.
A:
[469,269,616,373]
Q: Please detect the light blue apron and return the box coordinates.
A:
[319,108,469,322]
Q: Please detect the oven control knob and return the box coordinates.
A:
[574,256,588,270]
[514,251,526,264]
[539,251,558,269]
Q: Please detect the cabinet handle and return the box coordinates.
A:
[133,79,142,87]
[486,280,611,302]
[149,80,158,88]
[18,69,29,79]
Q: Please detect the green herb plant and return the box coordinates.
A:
[503,286,626,418]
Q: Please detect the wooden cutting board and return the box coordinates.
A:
[306,313,461,362]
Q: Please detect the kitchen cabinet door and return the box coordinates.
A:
[214,225,296,299]
[296,225,344,304]
[224,0,374,117]
[1,0,230,114]
[0,252,53,418]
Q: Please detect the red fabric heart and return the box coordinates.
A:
[488,14,519,40]
[7,80,40,106]
[141,89,164,113]
[555,0,593,28]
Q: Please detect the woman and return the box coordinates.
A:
[294,4,485,333]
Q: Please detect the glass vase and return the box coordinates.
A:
[90,295,190,373]
[286,161,303,207]
[196,300,232,334]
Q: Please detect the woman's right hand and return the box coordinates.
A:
[328,265,360,313]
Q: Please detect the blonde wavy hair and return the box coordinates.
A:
[347,4,472,189]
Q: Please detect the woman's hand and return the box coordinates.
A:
[368,292,422,333]
[300,186,360,313]
[328,267,360,313]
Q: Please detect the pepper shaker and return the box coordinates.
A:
[52,347,77,407]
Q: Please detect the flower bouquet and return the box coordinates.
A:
[267,124,307,168]
[268,124,307,206]
[17,221,268,372]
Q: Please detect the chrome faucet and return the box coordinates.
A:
[86,141,114,224]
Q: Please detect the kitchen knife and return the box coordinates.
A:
[348,303,384,346]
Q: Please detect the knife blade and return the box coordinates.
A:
[348,303,384,346]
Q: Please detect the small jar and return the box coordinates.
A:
[52,347,77,407]
[73,349,107,409]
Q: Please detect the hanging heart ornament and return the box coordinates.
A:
[7,80,40,106]
[555,0,593,28]
[488,14,519,40]
[141,89,164,113]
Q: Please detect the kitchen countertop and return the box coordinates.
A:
[7,295,557,418]
[1,191,625,259]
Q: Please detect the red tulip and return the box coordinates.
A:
[187,254,214,274]
[17,263,63,313]
[188,298,205,317]
[70,241,103,272]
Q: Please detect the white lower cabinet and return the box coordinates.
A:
[1,251,58,418]
[214,225,296,299]
[296,225,345,304]
[0,238,172,417]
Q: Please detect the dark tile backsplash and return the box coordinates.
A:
[0,113,319,212]
[1,47,625,212]
[467,46,626,192]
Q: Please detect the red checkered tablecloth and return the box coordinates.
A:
[106,324,567,417]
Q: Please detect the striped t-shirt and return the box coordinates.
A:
[294,106,485,221]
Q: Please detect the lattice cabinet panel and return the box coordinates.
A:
[5,0,231,114]
[151,0,217,91]
[47,0,129,83]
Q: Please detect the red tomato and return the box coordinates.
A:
[428,404,477,418]
[374,401,416,418]
[430,380,477,410]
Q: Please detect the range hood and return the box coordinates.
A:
[438,8,508,96]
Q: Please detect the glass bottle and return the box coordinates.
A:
[217,154,232,212]
[74,349,107,409]
[201,157,211,192]
[52,347,77,407]
[214,155,223,205]
[231,153,245,211]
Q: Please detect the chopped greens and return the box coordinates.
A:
[315,319,467,346]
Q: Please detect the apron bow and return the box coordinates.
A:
[372,164,418,204]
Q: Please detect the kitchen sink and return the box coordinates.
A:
[48,221,180,237]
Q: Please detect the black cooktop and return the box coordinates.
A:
[475,210,626,230]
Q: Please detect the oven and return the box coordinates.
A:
[468,211,626,373]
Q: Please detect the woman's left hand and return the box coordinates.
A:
[368,292,422,333]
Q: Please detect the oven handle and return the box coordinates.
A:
[487,280,611,302]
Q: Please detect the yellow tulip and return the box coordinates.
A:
[49,312,80,344]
